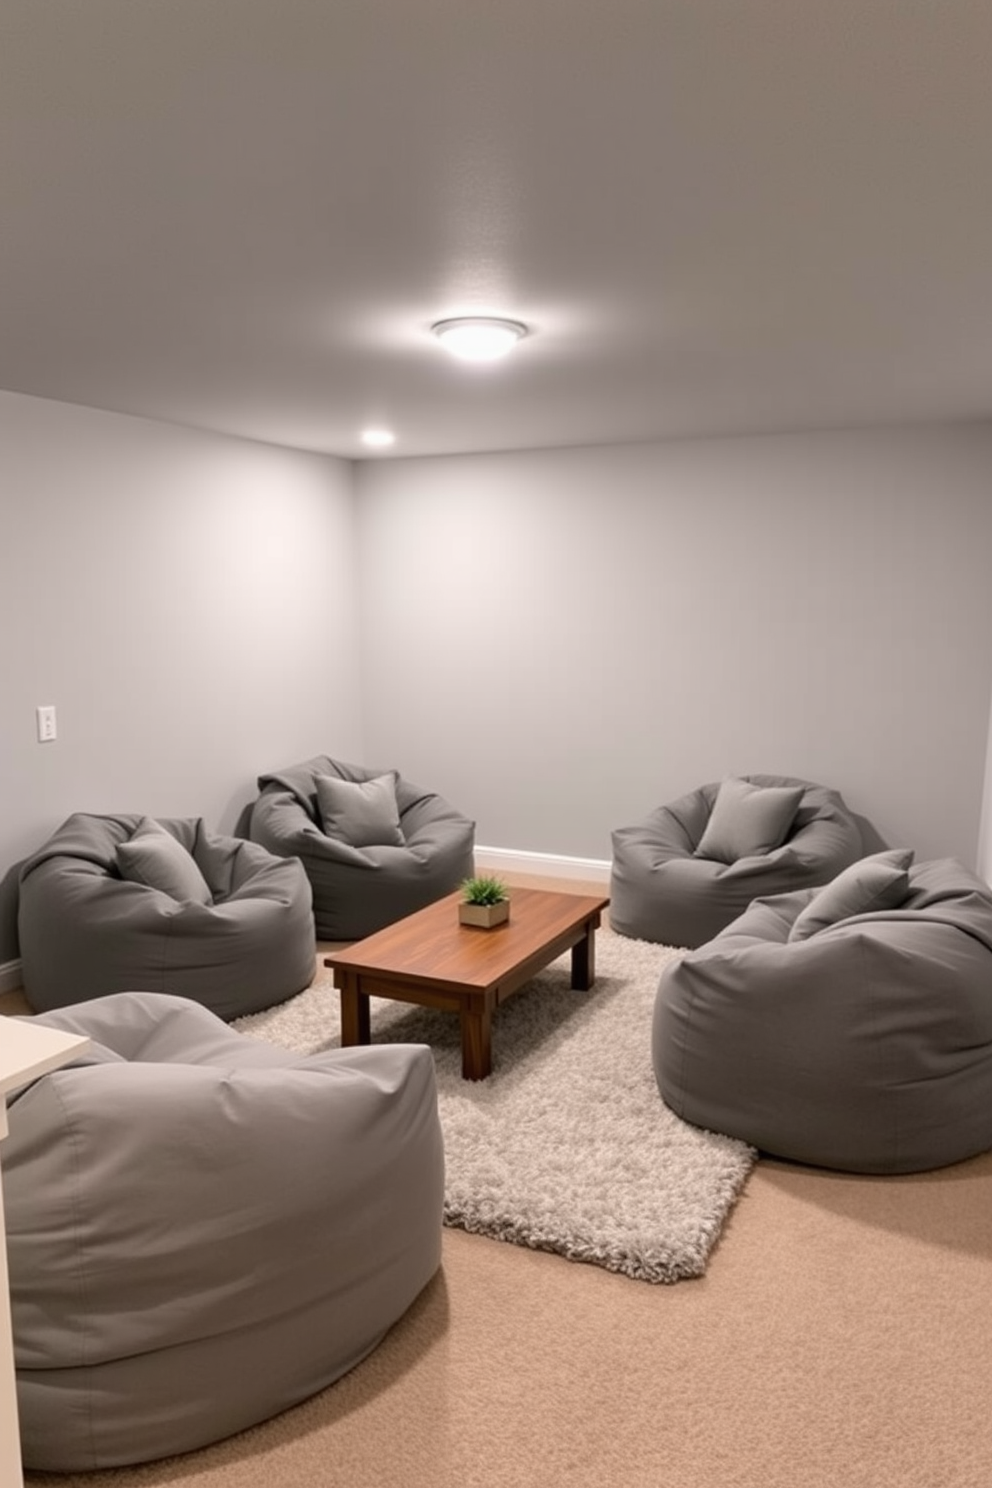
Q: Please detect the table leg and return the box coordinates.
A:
[339,975,371,1046]
[0,1111,26,1488]
[571,921,596,990]
[460,1008,493,1080]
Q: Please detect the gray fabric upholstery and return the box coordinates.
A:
[249,755,476,940]
[17,813,315,1018]
[610,773,865,947]
[695,777,804,863]
[116,817,214,903]
[788,846,915,941]
[5,992,444,1472]
[315,770,404,847]
[652,858,992,1173]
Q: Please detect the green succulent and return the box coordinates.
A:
[460,874,509,906]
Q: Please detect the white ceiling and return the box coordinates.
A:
[3,1,992,460]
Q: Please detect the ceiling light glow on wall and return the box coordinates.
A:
[431,317,528,363]
[360,428,395,448]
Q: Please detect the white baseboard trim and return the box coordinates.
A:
[0,960,23,995]
[474,845,611,886]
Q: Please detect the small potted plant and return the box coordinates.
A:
[459,873,511,929]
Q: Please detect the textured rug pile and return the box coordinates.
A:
[233,930,755,1283]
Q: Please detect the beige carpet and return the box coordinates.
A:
[22,1155,992,1488]
[10,873,992,1487]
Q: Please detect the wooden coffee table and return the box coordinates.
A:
[324,886,610,1080]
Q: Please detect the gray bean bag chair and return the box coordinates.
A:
[17,813,315,1018]
[653,854,992,1173]
[610,773,865,947]
[4,991,444,1471]
[248,755,475,940]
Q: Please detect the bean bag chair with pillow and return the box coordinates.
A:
[17,812,315,1018]
[248,754,475,940]
[4,990,445,1471]
[652,854,992,1173]
[610,773,865,948]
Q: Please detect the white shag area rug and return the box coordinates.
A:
[233,930,755,1284]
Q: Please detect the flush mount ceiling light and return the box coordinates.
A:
[360,427,395,449]
[431,317,528,363]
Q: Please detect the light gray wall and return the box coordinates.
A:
[978,690,992,887]
[355,425,992,869]
[6,404,991,966]
[1,391,362,964]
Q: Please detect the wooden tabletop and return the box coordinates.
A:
[324,886,610,993]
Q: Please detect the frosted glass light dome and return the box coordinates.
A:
[431,317,528,363]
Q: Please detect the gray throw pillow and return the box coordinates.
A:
[117,820,213,904]
[788,848,915,942]
[695,778,804,864]
[315,772,405,848]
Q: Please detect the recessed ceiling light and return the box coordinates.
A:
[431,317,528,363]
[360,428,395,448]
